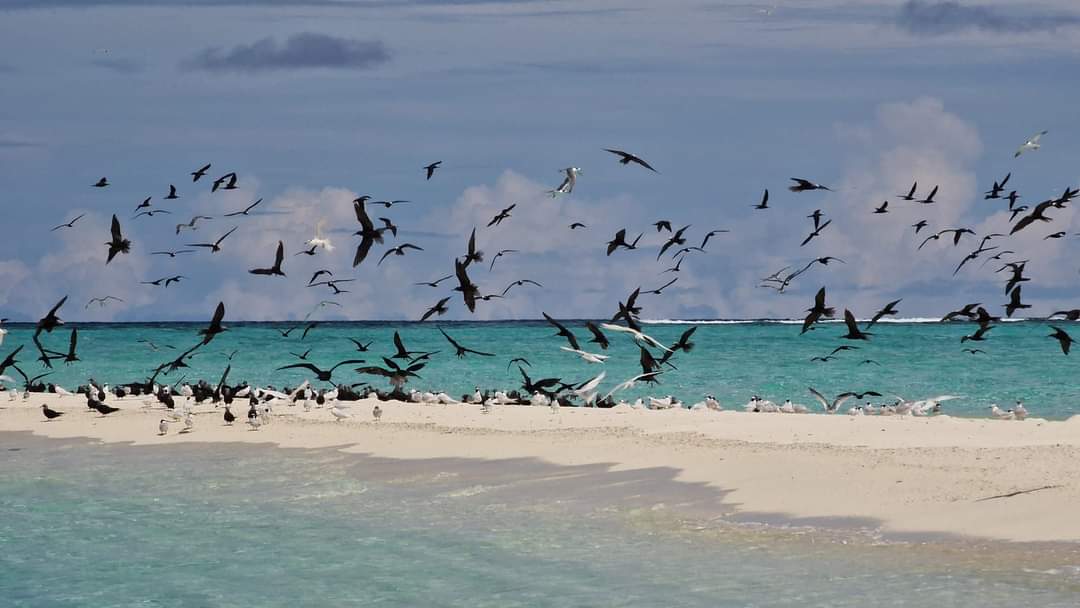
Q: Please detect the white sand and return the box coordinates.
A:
[4,394,1079,543]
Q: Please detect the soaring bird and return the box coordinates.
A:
[1048,326,1075,355]
[420,297,450,322]
[86,295,124,308]
[33,297,67,340]
[223,198,263,218]
[872,201,888,214]
[141,275,185,288]
[801,287,833,334]
[912,220,928,234]
[1010,200,1055,235]
[603,149,658,172]
[352,198,386,267]
[800,219,831,247]
[198,302,227,345]
[560,346,609,364]
[606,229,642,256]
[960,325,994,343]
[51,214,85,232]
[501,279,542,296]
[175,215,212,235]
[105,215,131,264]
[415,274,453,288]
[916,185,939,204]
[752,189,769,209]
[942,302,981,322]
[1003,286,1030,318]
[865,299,901,329]
[378,243,423,265]
[585,321,610,350]
[840,310,871,340]
[191,163,211,182]
[569,222,587,230]
[699,229,729,249]
[165,185,179,200]
[1049,309,1080,321]
[984,173,1010,199]
[151,249,195,258]
[1014,130,1047,158]
[489,249,518,271]
[657,225,690,259]
[898,181,917,201]
[188,227,237,254]
[277,359,366,383]
[423,161,442,180]
[543,312,580,351]
[92,177,109,188]
[453,258,479,313]
[487,204,515,227]
[249,241,286,276]
[788,178,831,192]
[549,167,581,197]
[463,228,483,266]
[439,327,494,358]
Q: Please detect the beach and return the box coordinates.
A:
[5,393,1079,544]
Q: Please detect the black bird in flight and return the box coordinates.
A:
[106,215,131,264]
[249,241,286,276]
[378,217,398,238]
[654,220,672,233]
[801,288,834,335]
[439,327,495,358]
[134,197,153,214]
[454,258,479,313]
[657,225,690,259]
[606,229,642,256]
[133,209,171,219]
[51,214,85,232]
[501,279,542,296]
[198,302,227,346]
[604,148,658,172]
[800,219,832,247]
[191,163,211,182]
[543,312,580,350]
[898,181,917,201]
[569,222,587,230]
[92,177,109,188]
[961,325,994,343]
[295,245,318,257]
[420,297,450,322]
[865,299,901,329]
[211,172,237,192]
[984,173,1010,199]
[423,161,442,180]
[808,209,824,229]
[378,243,424,265]
[998,261,1029,294]
[372,200,409,209]
[488,249,518,271]
[301,322,320,341]
[752,189,769,209]
[356,358,425,386]
[188,227,238,253]
[391,331,418,360]
[1048,326,1075,355]
[1006,191,1020,209]
[962,348,986,355]
[151,249,195,258]
[54,328,80,365]
[1010,200,1055,235]
[309,270,333,286]
[585,322,609,350]
[348,338,373,352]
[1049,309,1080,321]
[1003,286,1030,318]
[141,275,185,288]
[941,302,981,322]
[912,220,928,234]
[165,185,178,200]
[873,201,888,214]
[789,178,831,192]
[176,215,212,235]
[916,185,939,204]
[223,198,263,217]
[700,229,729,249]
[841,310,872,340]
[309,279,355,295]
[277,359,366,383]
[1044,231,1067,240]
[462,228,483,266]
[488,204,515,227]
[643,277,678,296]
[416,275,453,288]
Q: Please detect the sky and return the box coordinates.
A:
[1,0,1079,322]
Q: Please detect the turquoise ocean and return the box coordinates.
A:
[2,319,1078,418]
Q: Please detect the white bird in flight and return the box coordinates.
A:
[599,323,672,352]
[548,167,581,197]
[559,346,609,364]
[1014,130,1047,158]
[306,220,334,252]
[572,371,606,405]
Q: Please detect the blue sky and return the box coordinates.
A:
[1,0,1078,322]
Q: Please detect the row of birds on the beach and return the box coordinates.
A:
[1,127,1077,414]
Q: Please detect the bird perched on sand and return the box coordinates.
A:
[41,404,63,420]
[158,419,169,435]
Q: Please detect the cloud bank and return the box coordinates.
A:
[895,1,1080,36]
[183,33,390,73]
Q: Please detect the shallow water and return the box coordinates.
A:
[2,319,1078,419]
[1,432,1079,607]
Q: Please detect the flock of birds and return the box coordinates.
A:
[0,130,1076,427]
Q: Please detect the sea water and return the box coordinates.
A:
[1,432,1078,607]
[1,319,1077,419]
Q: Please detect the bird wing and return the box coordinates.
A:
[111,215,122,241]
